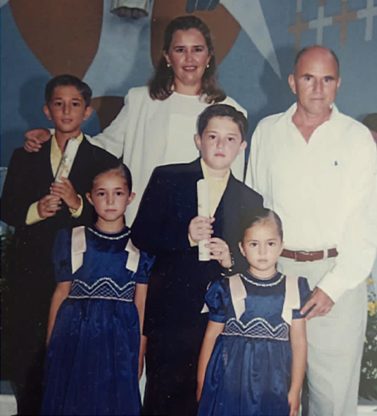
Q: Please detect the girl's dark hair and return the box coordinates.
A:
[45,74,92,107]
[148,15,225,103]
[93,161,133,193]
[239,208,283,242]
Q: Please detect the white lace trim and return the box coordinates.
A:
[222,317,289,341]
[88,227,131,240]
[68,277,135,302]
[240,273,285,287]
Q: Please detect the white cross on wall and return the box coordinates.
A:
[357,0,377,41]
[309,5,333,44]
[296,0,303,13]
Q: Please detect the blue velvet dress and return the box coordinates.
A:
[198,271,311,416]
[41,226,154,416]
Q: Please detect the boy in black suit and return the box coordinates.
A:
[1,74,118,415]
[132,104,264,416]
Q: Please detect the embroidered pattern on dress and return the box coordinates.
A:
[222,317,289,341]
[240,273,285,287]
[68,277,135,302]
[88,227,131,240]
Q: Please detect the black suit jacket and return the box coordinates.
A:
[1,137,118,335]
[2,138,118,228]
[2,137,118,261]
[132,159,263,335]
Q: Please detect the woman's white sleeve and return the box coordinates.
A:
[88,94,131,158]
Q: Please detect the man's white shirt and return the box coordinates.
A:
[247,103,377,302]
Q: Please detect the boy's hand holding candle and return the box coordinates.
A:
[193,179,233,267]
[37,194,61,218]
[189,216,214,243]
[188,218,232,267]
[50,178,81,211]
[206,238,232,269]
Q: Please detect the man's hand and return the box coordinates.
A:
[206,237,232,268]
[50,178,80,211]
[37,194,61,218]
[24,128,50,152]
[188,216,214,243]
[300,287,334,319]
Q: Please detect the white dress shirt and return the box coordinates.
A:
[247,103,377,302]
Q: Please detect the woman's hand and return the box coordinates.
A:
[24,128,50,152]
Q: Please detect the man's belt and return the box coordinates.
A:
[280,248,338,262]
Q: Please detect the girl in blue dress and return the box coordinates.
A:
[41,162,154,416]
[197,208,310,416]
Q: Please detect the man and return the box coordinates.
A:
[247,45,377,416]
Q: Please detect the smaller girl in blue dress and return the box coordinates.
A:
[41,162,154,416]
[197,208,310,416]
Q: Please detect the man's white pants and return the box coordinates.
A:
[278,257,367,416]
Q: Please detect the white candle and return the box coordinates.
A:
[55,138,80,183]
[197,179,210,261]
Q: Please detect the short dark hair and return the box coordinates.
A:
[148,15,225,103]
[294,45,340,75]
[92,160,133,193]
[197,104,248,141]
[239,208,283,242]
[45,74,92,107]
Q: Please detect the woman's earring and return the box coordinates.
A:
[206,64,210,68]
[167,63,171,68]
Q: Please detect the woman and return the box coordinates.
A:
[25,15,246,224]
